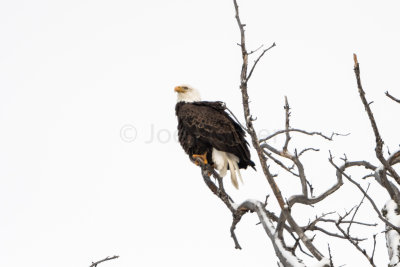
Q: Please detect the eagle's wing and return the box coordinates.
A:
[177,102,250,159]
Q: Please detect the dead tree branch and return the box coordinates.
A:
[353,54,400,185]
[333,187,377,266]
[385,91,400,104]
[335,222,376,267]
[329,159,400,233]
[198,161,305,266]
[89,256,119,267]
[260,129,346,143]
[233,0,326,261]
[246,42,276,82]
[261,139,343,209]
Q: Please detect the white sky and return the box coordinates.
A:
[1,0,400,266]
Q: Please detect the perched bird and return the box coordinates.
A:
[174,85,255,189]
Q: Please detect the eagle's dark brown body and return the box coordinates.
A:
[175,101,255,170]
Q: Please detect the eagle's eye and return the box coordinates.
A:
[182,86,188,90]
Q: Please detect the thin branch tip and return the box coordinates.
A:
[353,53,358,66]
[89,256,119,267]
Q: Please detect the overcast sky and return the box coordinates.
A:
[1,0,400,266]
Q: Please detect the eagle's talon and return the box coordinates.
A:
[192,152,208,165]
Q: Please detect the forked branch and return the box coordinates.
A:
[353,54,400,185]
[198,161,305,266]
[232,0,333,262]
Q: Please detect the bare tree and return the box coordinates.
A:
[194,1,400,266]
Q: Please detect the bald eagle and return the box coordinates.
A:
[174,85,255,189]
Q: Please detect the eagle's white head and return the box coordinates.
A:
[174,85,201,103]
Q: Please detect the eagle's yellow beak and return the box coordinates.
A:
[174,86,185,93]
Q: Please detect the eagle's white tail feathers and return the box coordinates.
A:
[236,164,244,184]
[212,149,228,177]
[212,148,244,189]
[226,156,239,189]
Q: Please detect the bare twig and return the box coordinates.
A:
[260,129,348,143]
[328,244,334,267]
[310,225,366,241]
[283,96,291,152]
[385,91,400,103]
[316,218,377,227]
[298,148,320,157]
[264,149,299,177]
[302,212,367,241]
[371,234,377,260]
[330,159,400,233]
[246,42,276,82]
[334,203,376,266]
[335,222,376,267]
[248,44,264,55]
[347,184,370,236]
[89,256,119,267]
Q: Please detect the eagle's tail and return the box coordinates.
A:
[227,154,243,189]
[212,148,244,189]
